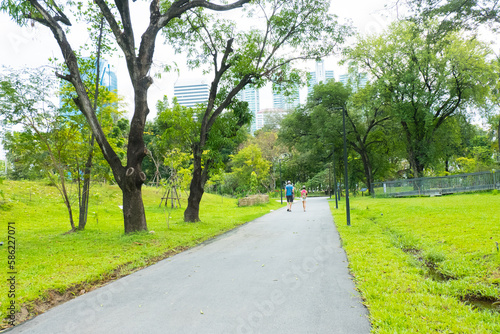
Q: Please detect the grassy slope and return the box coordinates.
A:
[330,193,500,333]
[0,181,281,327]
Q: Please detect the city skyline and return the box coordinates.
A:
[148,62,362,134]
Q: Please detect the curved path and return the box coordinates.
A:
[7,197,371,334]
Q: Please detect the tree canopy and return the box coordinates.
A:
[347,19,497,178]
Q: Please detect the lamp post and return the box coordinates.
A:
[279,159,283,204]
[332,148,338,209]
[332,106,350,223]
[341,105,351,226]
[329,164,332,199]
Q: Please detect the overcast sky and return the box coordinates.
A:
[0,0,399,160]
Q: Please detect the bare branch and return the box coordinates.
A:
[159,0,251,27]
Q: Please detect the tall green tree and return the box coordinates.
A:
[348,19,496,178]
[486,57,500,157]
[239,130,287,190]
[280,80,396,194]
[153,96,251,202]
[278,105,333,184]
[406,0,500,159]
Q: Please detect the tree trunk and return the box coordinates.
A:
[402,121,422,179]
[78,134,95,230]
[359,150,374,195]
[122,187,147,233]
[63,194,76,231]
[121,166,148,233]
[115,78,150,233]
[184,148,208,222]
[408,152,425,180]
[184,162,204,222]
[79,18,103,231]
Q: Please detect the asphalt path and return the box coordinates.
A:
[7,197,371,334]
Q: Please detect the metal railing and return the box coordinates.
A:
[372,170,500,197]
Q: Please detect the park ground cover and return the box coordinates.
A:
[0,180,281,329]
[330,192,500,333]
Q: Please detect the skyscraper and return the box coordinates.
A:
[60,58,118,111]
[307,59,334,96]
[272,86,300,111]
[325,70,334,82]
[174,79,210,108]
[339,72,368,90]
[338,73,349,86]
[99,61,118,93]
[339,61,369,90]
[237,86,260,133]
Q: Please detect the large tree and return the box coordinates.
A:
[405,0,500,158]
[279,80,396,194]
[152,95,251,194]
[348,19,496,178]
[240,130,288,191]
[0,0,266,232]
[229,144,271,193]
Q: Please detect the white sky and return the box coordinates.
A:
[0,0,399,160]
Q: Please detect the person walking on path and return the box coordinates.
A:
[300,186,308,212]
[285,181,294,212]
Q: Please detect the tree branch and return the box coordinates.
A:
[158,0,250,28]
[27,0,124,180]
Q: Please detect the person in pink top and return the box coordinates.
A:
[300,186,308,212]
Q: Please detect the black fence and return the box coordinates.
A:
[372,170,500,198]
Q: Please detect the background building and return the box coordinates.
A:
[273,85,300,111]
[99,60,118,93]
[60,59,118,112]
[339,72,368,90]
[173,79,210,108]
[237,86,260,133]
[307,59,334,96]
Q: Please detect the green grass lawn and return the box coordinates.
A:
[0,180,281,328]
[330,192,500,333]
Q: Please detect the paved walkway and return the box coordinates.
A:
[7,197,371,334]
